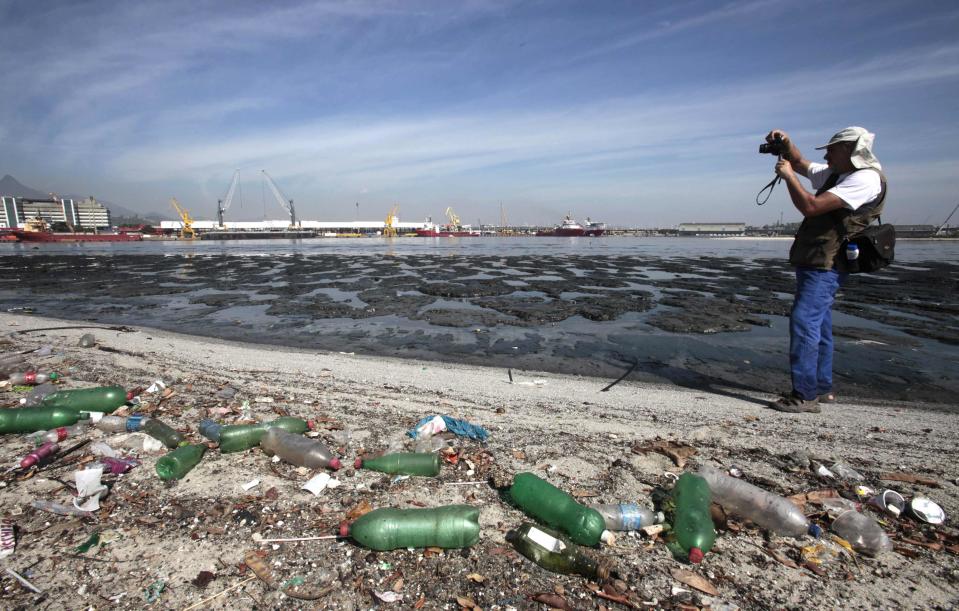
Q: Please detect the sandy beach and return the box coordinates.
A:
[0,312,957,610]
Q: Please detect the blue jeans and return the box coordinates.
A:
[790,267,847,401]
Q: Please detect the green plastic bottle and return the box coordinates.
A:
[354,452,440,476]
[143,418,186,449]
[667,473,716,563]
[0,407,89,434]
[508,522,612,580]
[156,444,207,480]
[215,417,310,453]
[340,505,480,550]
[39,386,127,413]
[509,472,607,547]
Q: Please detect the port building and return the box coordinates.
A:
[678,223,747,236]
[1,196,112,229]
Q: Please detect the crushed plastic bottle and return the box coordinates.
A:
[90,456,140,475]
[698,465,810,537]
[354,452,440,477]
[260,428,341,470]
[202,417,311,453]
[25,423,88,446]
[509,472,606,547]
[143,418,185,449]
[155,444,206,480]
[591,503,664,531]
[0,407,90,434]
[40,385,127,413]
[339,505,480,550]
[830,510,893,556]
[667,472,716,563]
[508,522,612,579]
[7,371,59,385]
[20,382,58,407]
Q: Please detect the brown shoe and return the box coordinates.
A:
[818,392,836,404]
[769,392,821,413]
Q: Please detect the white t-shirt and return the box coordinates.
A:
[807,162,882,211]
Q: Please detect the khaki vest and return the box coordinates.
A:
[789,168,887,270]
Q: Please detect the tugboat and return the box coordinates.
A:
[11,217,143,242]
[536,214,606,237]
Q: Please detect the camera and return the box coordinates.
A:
[759,134,787,156]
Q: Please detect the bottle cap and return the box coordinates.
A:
[353,458,363,469]
[688,547,704,563]
[328,457,342,470]
[307,419,316,431]
[654,511,665,524]
[338,521,351,538]
[600,530,616,546]
[49,372,60,381]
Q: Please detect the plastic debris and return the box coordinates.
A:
[241,479,261,491]
[0,519,15,559]
[144,580,165,603]
[74,531,101,553]
[908,497,945,524]
[74,467,108,511]
[407,415,490,441]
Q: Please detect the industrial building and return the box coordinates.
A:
[677,223,747,236]
[157,219,431,235]
[0,195,112,229]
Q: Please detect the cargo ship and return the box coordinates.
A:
[10,218,143,242]
[536,215,606,237]
[415,226,482,237]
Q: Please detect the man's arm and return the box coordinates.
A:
[766,129,811,177]
[776,159,845,217]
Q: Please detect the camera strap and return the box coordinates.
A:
[755,173,781,206]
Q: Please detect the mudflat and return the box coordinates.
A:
[0,313,956,609]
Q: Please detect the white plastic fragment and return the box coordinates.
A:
[74,467,108,512]
[301,473,332,496]
[241,479,261,491]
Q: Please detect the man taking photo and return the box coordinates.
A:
[765,126,886,413]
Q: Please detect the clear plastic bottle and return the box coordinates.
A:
[340,505,480,551]
[259,428,341,470]
[831,510,893,556]
[25,423,88,445]
[509,472,606,547]
[94,414,149,433]
[143,418,185,449]
[508,522,612,579]
[20,382,58,407]
[698,465,810,537]
[7,371,59,385]
[591,503,664,531]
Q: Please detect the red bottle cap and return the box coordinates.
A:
[126,390,135,401]
[24,371,37,384]
[338,521,351,538]
[328,457,342,470]
[353,458,363,469]
[55,427,68,442]
[306,419,315,431]
[689,547,704,564]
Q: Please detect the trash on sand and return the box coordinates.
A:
[355,452,440,477]
[244,550,332,600]
[908,497,946,525]
[5,568,42,594]
[507,522,612,579]
[699,465,810,537]
[866,490,906,518]
[530,592,573,610]
[340,505,480,551]
[241,479,261,491]
[145,380,166,394]
[31,500,93,517]
[16,441,60,470]
[814,463,836,478]
[831,462,864,481]
[78,333,96,348]
[880,472,940,488]
[667,472,716,564]
[144,580,165,603]
[252,533,340,544]
[74,467,108,511]
[509,472,606,547]
[407,415,490,441]
[374,591,403,603]
[155,444,207,480]
[0,519,15,559]
[74,531,101,553]
[143,418,186,449]
[591,503,664,531]
[631,439,697,468]
[260,428,341,470]
[301,472,341,496]
[831,510,893,556]
[92,456,140,475]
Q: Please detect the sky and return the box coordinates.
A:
[1,0,957,227]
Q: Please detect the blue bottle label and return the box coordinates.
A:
[618,504,647,530]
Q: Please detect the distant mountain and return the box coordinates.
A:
[0,174,48,199]
[0,174,166,221]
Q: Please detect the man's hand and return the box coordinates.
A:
[775,158,794,180]
[766,129,790,144]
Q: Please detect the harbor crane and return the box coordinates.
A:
[383,205,399,237]
[261,170,298,228]
[444,207,461,228]
[936,202,959,236]
[217,170,240,228]
[170,197,195,240]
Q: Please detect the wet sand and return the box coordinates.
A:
[1,253,956,406]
